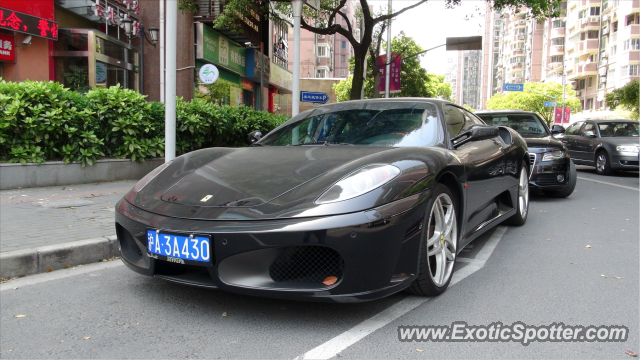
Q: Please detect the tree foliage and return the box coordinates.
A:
[178,0,562,100]
[605,80,639,120]
[486,82,582,126]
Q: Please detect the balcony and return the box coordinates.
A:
[550,45,565,55]
[550,27,566,38]
[566,62,598,80]
[577,39,599,55]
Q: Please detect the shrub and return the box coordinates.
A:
[0,80,290,165]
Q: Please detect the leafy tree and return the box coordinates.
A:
[179,0,562,100]
[486,82,582,126]
[333,74,353,102]
[463,104,475,112]
[605,80,639,120]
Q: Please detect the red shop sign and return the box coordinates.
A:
[0,34,15,62]
[0,7,58,41]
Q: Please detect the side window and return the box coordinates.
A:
[444,105,466,137]
[462,110,485,125]
[580,122,596,136]
[565,122,584,135]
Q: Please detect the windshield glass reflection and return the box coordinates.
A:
[478,114,548,138]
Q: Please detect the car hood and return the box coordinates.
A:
[159,146,394,207]
[521,135,565,151]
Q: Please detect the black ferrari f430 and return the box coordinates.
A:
[116,99,530,302]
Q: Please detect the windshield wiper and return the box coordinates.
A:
[290,141,353,146]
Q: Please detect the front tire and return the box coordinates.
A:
[543,160,577,198]
[596,150,613,175]
[505,161,529,226]
[406,184,458,296]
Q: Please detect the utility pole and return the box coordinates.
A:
[292,0,302,116]
[159,0,165,103]
[385,0,392,98]
[164,0,177,162]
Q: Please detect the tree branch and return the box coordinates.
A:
[337,10,353,35]
[373,0,429,24]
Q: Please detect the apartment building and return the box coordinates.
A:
[484,0,639,114]
[455,50,482,109]
[289,1,358,79]
[444,57,458,102]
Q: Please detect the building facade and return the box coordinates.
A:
[455,50,482,109]
[482,0,639,114]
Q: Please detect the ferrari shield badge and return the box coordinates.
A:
[200,195,213,202]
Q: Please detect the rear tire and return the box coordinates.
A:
[543,160,577,198]
[406,184,458,296]
[505,161,529,226]
[595,150,613,175]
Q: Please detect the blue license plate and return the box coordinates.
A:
[146,230,211,262]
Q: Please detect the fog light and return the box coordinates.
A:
[557,174,565,182]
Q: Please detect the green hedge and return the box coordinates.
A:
[0,80,289,165]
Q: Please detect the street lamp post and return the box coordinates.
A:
[123,18,159,95]
[292,0,303,116]
[385,0,392,98]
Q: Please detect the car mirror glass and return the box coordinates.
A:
[248,131,263,144]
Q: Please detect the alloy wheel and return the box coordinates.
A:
[425,193,457,287]
[597,154,607,172]
[518,168,529,218]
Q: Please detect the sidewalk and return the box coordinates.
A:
[0,180,136,253]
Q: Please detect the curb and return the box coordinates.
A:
[0,235,119,279]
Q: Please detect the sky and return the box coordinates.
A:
[367,0,486,75]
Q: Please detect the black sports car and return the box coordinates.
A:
[476,110,576,198]
[555,119,639,175]
[116,99,530,302]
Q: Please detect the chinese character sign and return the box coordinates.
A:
[0,7,58,40]
[378,53,401,94]
[554,108,571,124]
[0,34,15,62]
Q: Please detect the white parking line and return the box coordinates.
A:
[0,261,124,292]
[298,226,508,360]
[577,177,639,191]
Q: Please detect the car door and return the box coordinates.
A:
[560,121,584,160]
[445,105,506,237]
[574,121,598,163]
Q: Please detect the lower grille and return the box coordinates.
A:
[117,225,142,260]
[536,174,559,185]
[269,246,344,284]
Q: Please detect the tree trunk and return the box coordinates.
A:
[373,70,381,98]
[350,49,365,100]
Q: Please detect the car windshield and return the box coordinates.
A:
[258,102,441,147]
[597,122,639,137]
[477,114,548,138]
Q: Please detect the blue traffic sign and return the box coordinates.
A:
[544,101,557,107]
[300,91,330,104]
[503,83,524,92]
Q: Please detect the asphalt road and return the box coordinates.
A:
[1,167,638,359]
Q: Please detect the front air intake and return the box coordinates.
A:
[269,246,344,285]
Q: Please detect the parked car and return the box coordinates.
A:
[476,110,577,198]
[555,119,639,175]
[116,99,531,302]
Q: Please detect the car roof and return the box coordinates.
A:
[321,98,455,106]
[584,119,638,123]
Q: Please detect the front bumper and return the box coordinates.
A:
[528,153,571,190]
[610,153,640,170]
[115,192,430,303]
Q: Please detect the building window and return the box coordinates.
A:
[341,69,346,77]
[587,30,599,39]
[589,6,600,16]
[495,19,502,25]
[626,13,639,26]
[551,37,565,45]
[608,68,616,82]
[550,55,563,63]
[316,67,329,78]
[341,41,346,48]
[612,21,618,33]
[630,65,639,76]
[341,54,345,62]
[317,45,329,57]
[272,19,289,69]
[611,45,617,55]
[552,19,566,28]
[494,41,499,48]
[588,76,593,87]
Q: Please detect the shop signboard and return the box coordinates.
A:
[0,7,58,40]
[269,63,293,92]
[378,53,401,93]
[0,33,15,62]
[196,23,247,76]
[199,64,220,84]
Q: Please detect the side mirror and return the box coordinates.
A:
[551,125,565,134]
[452,125,500,148]
[248,131,262,144]
[584,130,596,138]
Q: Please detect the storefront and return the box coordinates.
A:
[195,23,254,107]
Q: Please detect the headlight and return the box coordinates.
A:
[315,164,401,204]
[616,145,639,153]
[542,150,565,161]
